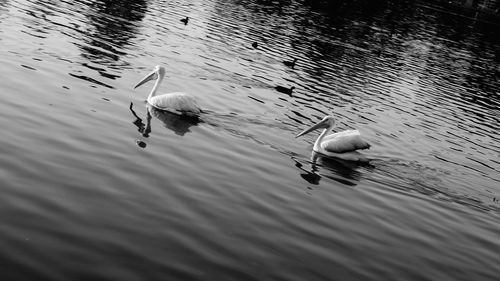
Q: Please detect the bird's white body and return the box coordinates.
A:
[134,65,201,116]
[147,92,200,116]
[297,116,370,162]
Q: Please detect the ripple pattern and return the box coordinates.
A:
[1,0,500,280]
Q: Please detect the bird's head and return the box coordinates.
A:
[134,65,166,89]
[296,115,334,138]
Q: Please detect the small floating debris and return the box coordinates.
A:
[181,16,189,25]
[136,140,147,148]
[252,42,258,49]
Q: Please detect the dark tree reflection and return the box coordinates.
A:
[79,0,147,64]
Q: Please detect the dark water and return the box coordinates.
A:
[1,0,499,280]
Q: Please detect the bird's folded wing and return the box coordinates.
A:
[150,93,200,115]
[321,134,370,153]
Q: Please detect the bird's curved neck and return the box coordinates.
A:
[314,126,333,151]
[148,75,163,101]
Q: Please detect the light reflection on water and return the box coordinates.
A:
[1,0,500,280]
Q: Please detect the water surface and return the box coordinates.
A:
[1,0,499,280]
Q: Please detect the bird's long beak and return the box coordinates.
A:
[296,119,329,138]
[134,70,158,89]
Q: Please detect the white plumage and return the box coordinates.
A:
[296,116,371,162]
[134,65,201,116]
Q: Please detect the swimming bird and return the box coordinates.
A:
[275,85,295,96]
[283,58,298,68]
[181,16,189,25]
[134,65,201,117]
[252,42,258,49]
[296,116,371,162]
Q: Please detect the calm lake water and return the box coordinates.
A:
[1,0,499,280]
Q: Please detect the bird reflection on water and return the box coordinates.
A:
[129,102,148,137]
[129,102,200,138]
[294,152,373,187]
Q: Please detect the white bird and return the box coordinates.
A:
[296,116,371,162]
[134,65,201,117]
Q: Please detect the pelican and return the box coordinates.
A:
[296,116,371,162]
[134,65,201,117]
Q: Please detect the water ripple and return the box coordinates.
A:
[1,0,500,280]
